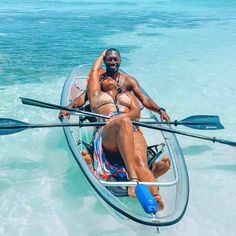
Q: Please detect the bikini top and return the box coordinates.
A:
[96,92,131,112]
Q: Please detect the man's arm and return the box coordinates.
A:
[127,76,170,121]
[71,91,87,108]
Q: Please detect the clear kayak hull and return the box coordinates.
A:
[60,64,189,230]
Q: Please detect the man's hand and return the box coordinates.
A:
[102,49,107,58]
[159,110,170,122]
[58,110,71,119]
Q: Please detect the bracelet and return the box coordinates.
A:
[158,108,166,114]
[128,177,139,182]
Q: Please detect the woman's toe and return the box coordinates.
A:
[154,194,164,211]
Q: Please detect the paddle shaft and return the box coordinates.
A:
[131,122,236,147]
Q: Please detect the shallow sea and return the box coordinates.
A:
[0,0,236,235]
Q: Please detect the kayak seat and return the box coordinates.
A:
[78,140,165,197]
[147,143,165,169]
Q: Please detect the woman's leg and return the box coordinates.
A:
[102,116,138,197]
[133,132,164,210]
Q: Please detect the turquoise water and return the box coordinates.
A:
[1,0,236,235]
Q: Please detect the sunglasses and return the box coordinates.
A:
[104,56,120,62]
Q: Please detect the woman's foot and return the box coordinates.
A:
[153,193,164,211]
[128,178,138,198]
[81,150,94,173]
[152,156,171,178]
[128,186,136,198]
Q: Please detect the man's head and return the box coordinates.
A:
[103,48,121,75]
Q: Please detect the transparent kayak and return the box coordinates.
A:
[60,64,189,231]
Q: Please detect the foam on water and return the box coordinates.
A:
[1,0,236,235]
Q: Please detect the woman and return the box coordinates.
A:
[87,50,167,210]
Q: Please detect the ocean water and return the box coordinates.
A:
[1,0,236,235]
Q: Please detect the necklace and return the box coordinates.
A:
[115,74,122,93]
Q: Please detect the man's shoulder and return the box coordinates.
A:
[120,72,137,85]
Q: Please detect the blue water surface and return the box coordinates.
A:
[1,1,236,235]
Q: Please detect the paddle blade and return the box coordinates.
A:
[181,115,224,130]
[20,97,63,111]
[0,118,28,135]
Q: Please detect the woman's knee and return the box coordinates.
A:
[106,116,132,132]
[116,116,133,129]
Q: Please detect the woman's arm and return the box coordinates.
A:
[87,51,106,109]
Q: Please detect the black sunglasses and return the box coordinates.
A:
[104,56,120,62]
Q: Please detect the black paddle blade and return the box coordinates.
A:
[181,115,224,130]
[20,97,109,119]
[0,118,28,135]
[20,97,65,111]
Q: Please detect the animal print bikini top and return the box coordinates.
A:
[96,72,130,111]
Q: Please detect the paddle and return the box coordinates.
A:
[0,118,85,135]
[0,117,222,135]
[19,97,236,146]
[1,118,235,147]
[20,97,223,130]
[20,97,110,120]
[0,118,171,135]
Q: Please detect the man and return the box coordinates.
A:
[59,48,170,121]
